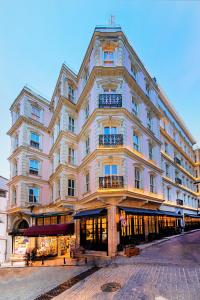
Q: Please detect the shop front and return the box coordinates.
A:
[74,208,108,252]
[24,223,74,259]
[184,214,200,231]
[119,207,181,246]
[9,219,31,257]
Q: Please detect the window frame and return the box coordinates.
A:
[29,159,40,175]
[29,187,40,203]
[30,132,40,149]
[68,179,75,197]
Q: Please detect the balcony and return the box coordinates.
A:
[176,199,183,206]
[99,134,123,146]
[99,94,122,108]
[174,157,181,165]
[99,176,124,189]
[175,178,182,185]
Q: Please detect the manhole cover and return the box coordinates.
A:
[101,282,121,292]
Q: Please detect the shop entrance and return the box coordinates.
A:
[120,214,145,245]
[80,215,108,251]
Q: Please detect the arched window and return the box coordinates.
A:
[17,220,29,230]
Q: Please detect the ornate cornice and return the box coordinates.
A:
[162,175,198,197]
[7,115,49,136]
[49,164,77,183]
[161,127,195,166]
[161,151,195,181]
[8,175,49,186]
[8,145,49,161]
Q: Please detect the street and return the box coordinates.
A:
[0,231,200,300]
[55,231,200,300]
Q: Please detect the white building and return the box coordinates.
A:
[0,176,8,263]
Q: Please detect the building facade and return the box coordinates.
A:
[7,25,200,260]
[0,176,8,263]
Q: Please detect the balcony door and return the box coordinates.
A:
[104,127,117,135]
[104,164,118,176]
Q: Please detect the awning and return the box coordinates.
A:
[31,212,73,218]
[184,214,200,219]
[120,207,181,218]
[23,223,74,237]
[74,208,107,219]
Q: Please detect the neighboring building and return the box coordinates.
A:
[7,24,200,259]
[0,176,8,263]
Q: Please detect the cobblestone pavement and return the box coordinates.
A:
[55,231,200,300]
[0,265,88,300]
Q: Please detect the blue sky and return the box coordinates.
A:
[0,0,200,178]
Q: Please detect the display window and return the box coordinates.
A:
[14,236,29,255]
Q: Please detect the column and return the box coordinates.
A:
[144,216,149,242]
[108,206,118,257]
[75,219,80,248]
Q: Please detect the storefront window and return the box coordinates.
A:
[80,215,108,251]
[14,236,29,255]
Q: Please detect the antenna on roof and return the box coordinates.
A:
[109,15,116,26]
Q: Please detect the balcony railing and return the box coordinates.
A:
[99,134,123,146]
[174,157,181,165]
[176,199,183,206]
[175,178,182,185]
[99,94,122,108]
[99,176,124,189]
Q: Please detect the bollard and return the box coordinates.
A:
[64,257,66,265]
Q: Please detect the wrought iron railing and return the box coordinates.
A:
[175,178,182,185]
[99,134,123,146]
[99,94,122,108]
[99,176,124,189]
[174,157,181,165]
[176,199,183,206]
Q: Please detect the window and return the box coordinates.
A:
[104,127,117,135]
[68,147,75,165]
[150,174,155,193]
[29,159,39,175]
[85,102,89,119]
[14,162,18,176]
[103,87,116,93]
[164,142,169,154]
[68,116,75,133]
[29,187,39,203]
[31,105,41,119]
[146,82,150,95]
[85,137,90,155]
[132,98,138,116]
[0,190,6,197]
[85,172,90,193]
[68,179,75,196]
[104,164,117,176]
[135,168,141,189]
[131,64,137,79]
[103,50,114,63]
[165,164,170,177]
[133,132,140,151]
[148,142,153,160]
[14,135,19,149]
[68,86,75,102]
[167,187,171,201]
[147,111,153,130]
[30,132,40,149]
[13,189,16,204]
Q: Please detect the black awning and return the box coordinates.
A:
[74,208,107,219]
[184,214,200,219]
[120,207,181,218]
